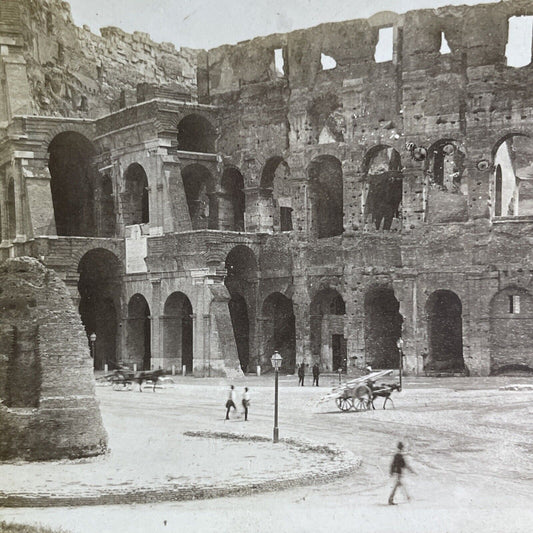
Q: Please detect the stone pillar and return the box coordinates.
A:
[203,313,211,376]
[393,276,418,375]
[150,278,162,368]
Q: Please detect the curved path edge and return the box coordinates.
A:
[0,432,361,508]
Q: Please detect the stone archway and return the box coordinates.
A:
[122,163,149,225]
[310,288,346,372]
[426,290,464,373]
[262,292,296,372]
[225,245,258,372]
[48,131,97,236]
[364,286,402,369]
[163,292,193,373]
[308,155,343,238]
[78,248,121,370]
[489,287,533,374]
[127,294,151,370]
[177,114,216,153]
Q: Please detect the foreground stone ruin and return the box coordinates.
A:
[0,257,107,460]
[1,0,533,379]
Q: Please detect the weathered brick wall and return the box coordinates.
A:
[0,257,107,460]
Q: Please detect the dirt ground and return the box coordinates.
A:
[2,375,533,533]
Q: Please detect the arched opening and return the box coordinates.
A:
[426,290,464,373]
[308,155,343,238]
[425,139,467,223]
[220,167,245,231]
[182,164,216,229]
[48,131,96,236]
[225,245,258,372]
[489,287,533,374]
[363,146,403,230]
[364,286,402,369]
[492,134,533,217]
[122,163,149,225]
[177,114,216,153]
[127,294,151,370]
[261,293,296,372]
[98,175,115,237]
[310,288,346,372]
[78,249,121,370]
[163,292,193,374]
[7,179,16,240]
[260,157,292,232]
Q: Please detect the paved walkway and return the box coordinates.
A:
[0,380,359,507]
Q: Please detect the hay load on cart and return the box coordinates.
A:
[318,369,400,411]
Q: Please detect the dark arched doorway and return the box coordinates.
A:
[364,286,402,368]
[177,114,216,153]
[163,292,193,374]
[182,164,216,229]
[78,249,121,370]
[127,294,151,370]
[48,132,96,236]
[310,288,346,371]
[220,167,245,231]
[262,293,296,372]
[225,245,258,372]
[308,155,343,238]
[363,146,403,230]
[122,163,149,225]
[426,290,464,373]
[260,157,292,232]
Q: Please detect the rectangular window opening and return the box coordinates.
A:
[509,294,521,314]
[440,32,451,55]
[280,207,293,231]
[274,48,285,77]
[375,26,394,63]
[506,16,533,68]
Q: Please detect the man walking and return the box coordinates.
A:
[242,387,250,421]
[388,441,415,505]
[312,363,320,386]
[225,385,237,420]
[297,363,305,386]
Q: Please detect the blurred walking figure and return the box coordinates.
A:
[388,441,415,505]
[225,385,237,420]
[242,387,250,421]
[312,363,320,386]
[298,363,305,386]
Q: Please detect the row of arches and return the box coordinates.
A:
[76,247,533,375]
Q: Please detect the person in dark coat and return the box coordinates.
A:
[312,363,320,386]
[297,363,305,386]
[388,441,415,505]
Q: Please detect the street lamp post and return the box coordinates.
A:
[89,332,97,365]
[271,351,283,443]
[396,337,404,391]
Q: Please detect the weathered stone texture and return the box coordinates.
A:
[0,257,107,460]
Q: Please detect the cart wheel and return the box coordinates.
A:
[354,385,371,412]
[353,398,370,411]
[335,397,354,411]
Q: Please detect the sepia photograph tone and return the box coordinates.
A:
[1,0,533,531]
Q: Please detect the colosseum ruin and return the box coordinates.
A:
[1,0,533,380]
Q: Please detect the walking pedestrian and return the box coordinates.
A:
[242,387,250,421]
[312,363,320,386]
[388,441,415,505]
[298,363,305,386]
[225,385,237,420]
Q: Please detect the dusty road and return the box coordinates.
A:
[2,375,533,533]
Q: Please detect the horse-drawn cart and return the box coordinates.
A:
[98,366,165,392]
[319,369,401,412]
